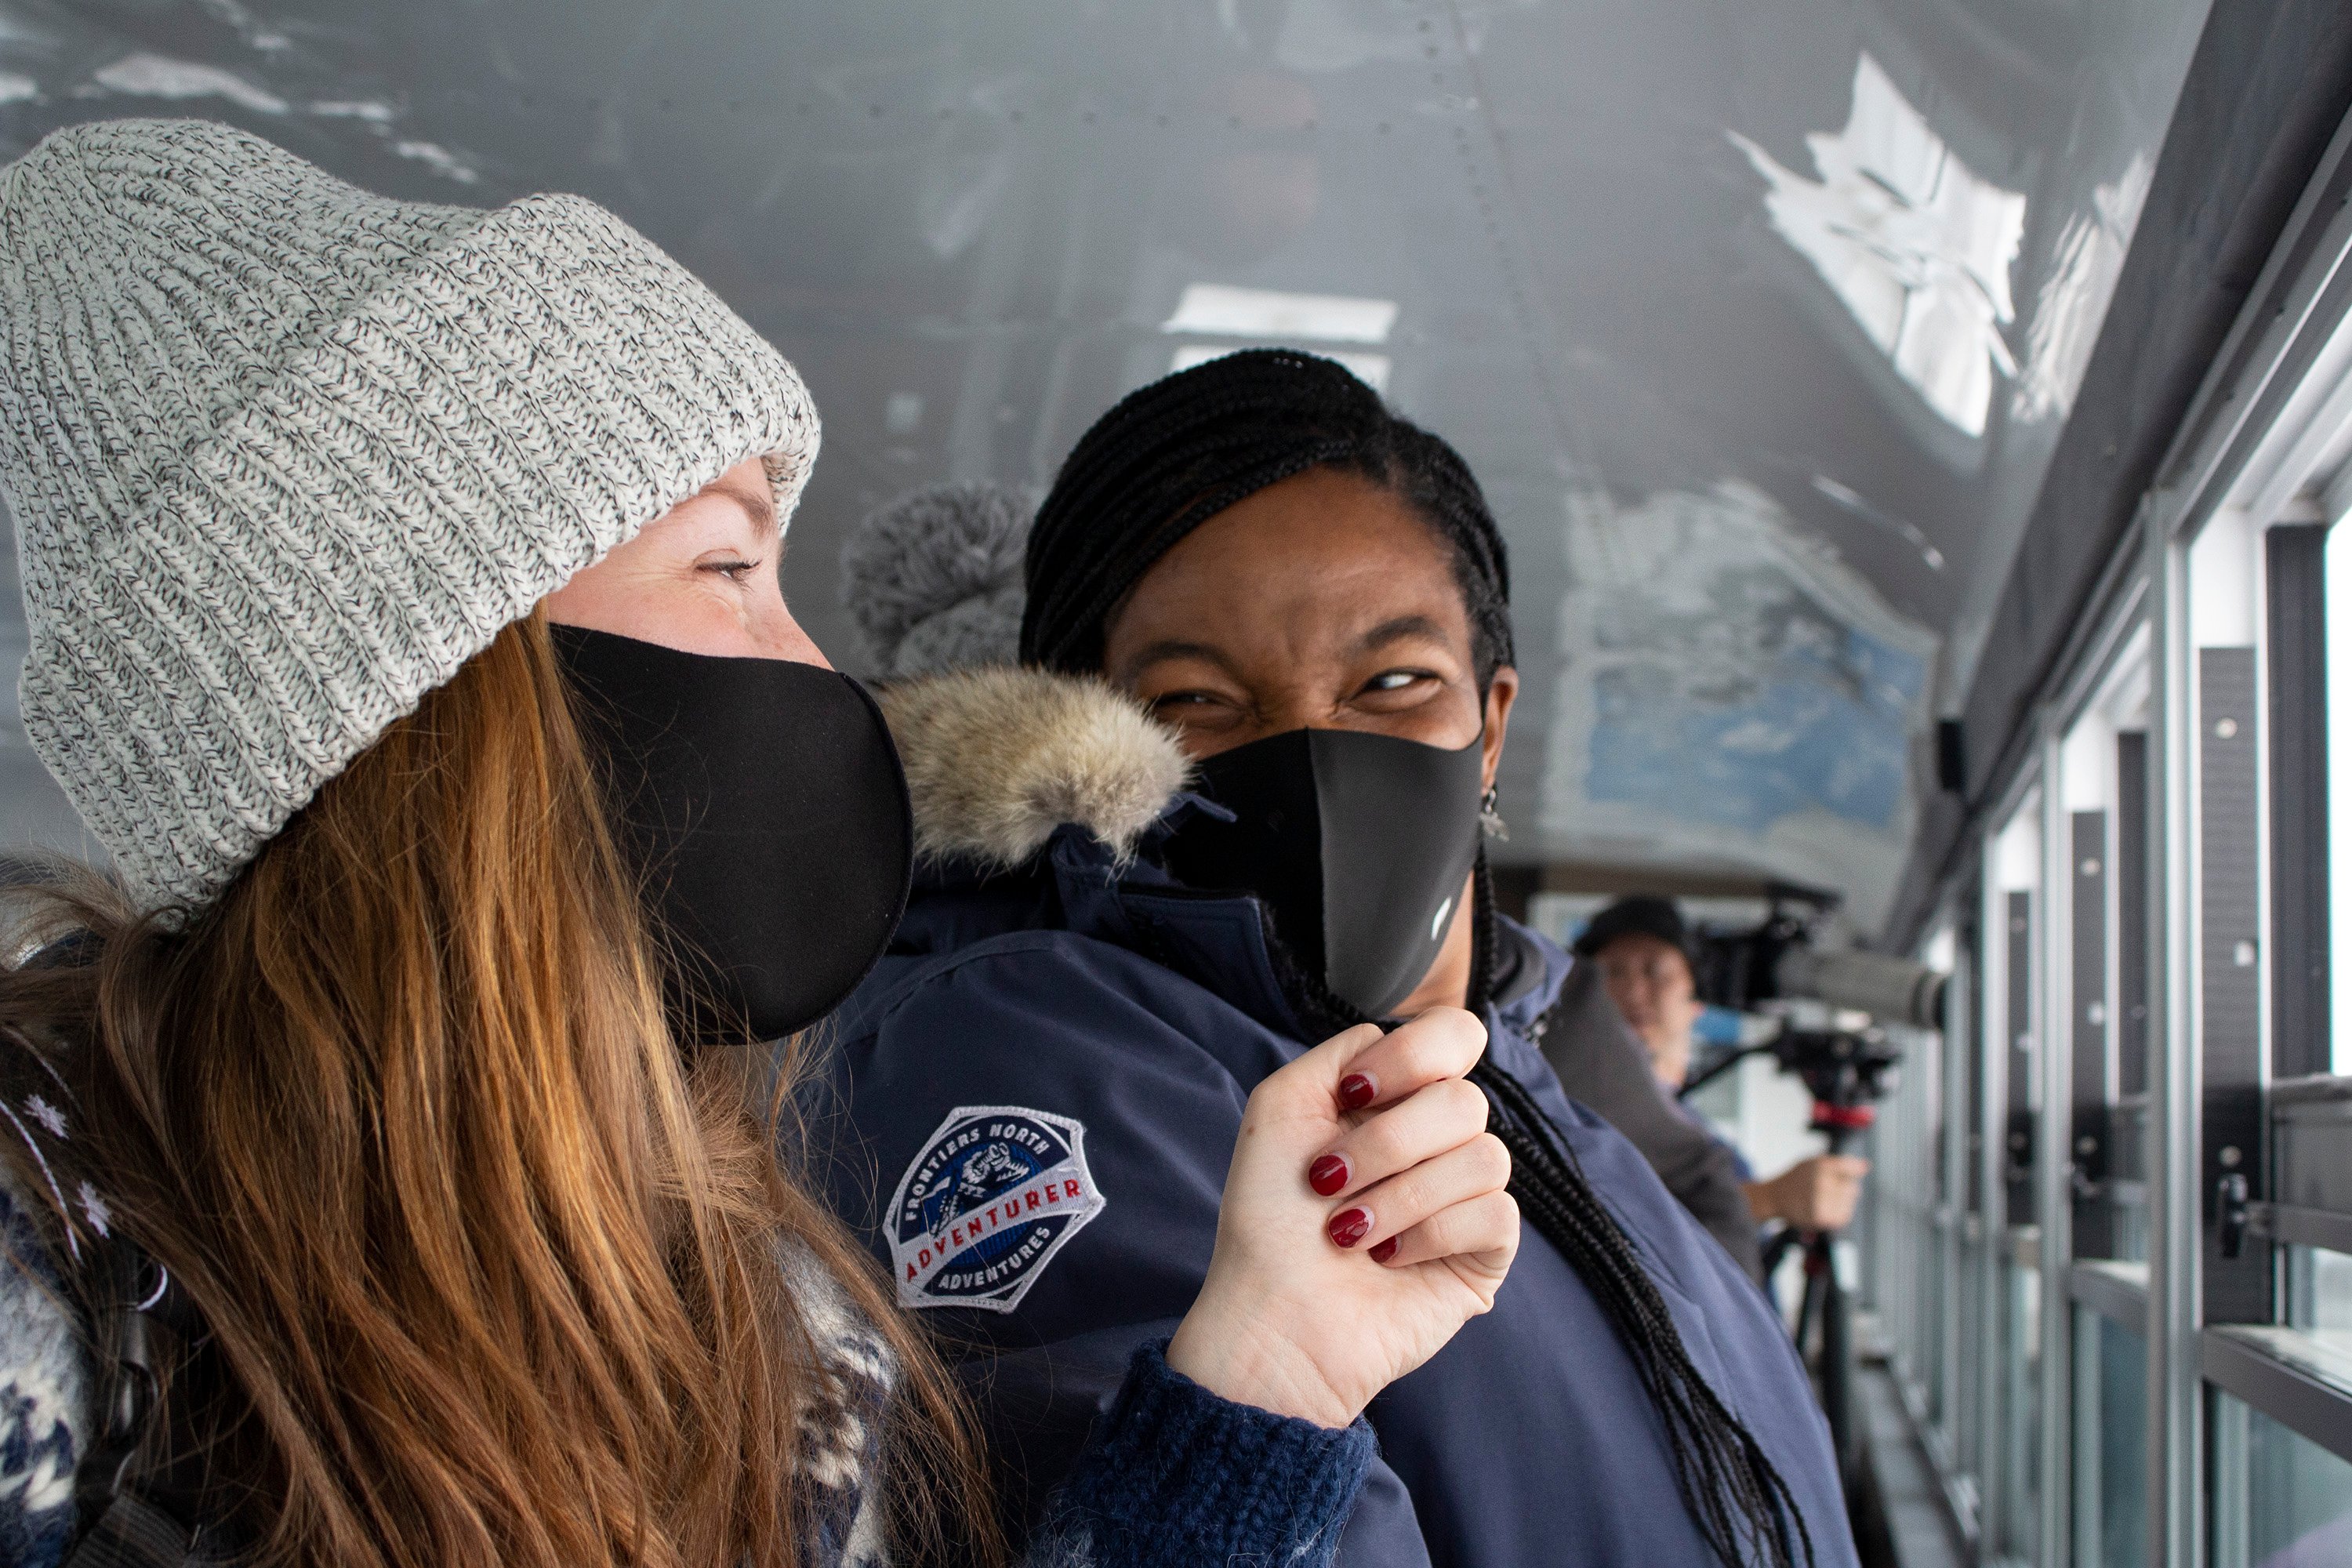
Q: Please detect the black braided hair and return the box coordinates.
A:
[1462,870,1813,1568]
[1475,1061,1813,1568]
[1336,865,1808,1568]
[1022,349,1513,685]
[1029,350,1817,1567]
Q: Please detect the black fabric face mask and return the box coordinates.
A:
[1160,727,1486,1020]
[550,624,913,1044]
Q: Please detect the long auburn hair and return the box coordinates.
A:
[0,614,996,1568]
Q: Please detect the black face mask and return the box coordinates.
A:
[550,625,913,1044]
[1160,728,1486,1020]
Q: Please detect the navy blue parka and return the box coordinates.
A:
[811,669,1857,1567]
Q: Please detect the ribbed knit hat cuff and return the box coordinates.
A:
[12,180,818,910]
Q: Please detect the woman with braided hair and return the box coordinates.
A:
[816,350,1857,1566]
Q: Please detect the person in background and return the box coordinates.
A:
[0,120,1519,1568]
[1526,942,1766,1279]
[815,349,1855,1568]
[1576,897,1871,1233]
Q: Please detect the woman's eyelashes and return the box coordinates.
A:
[1353,668,1440,704]
[697,555,763,586]
[1147,688,1240,720]
[1146,671,1445,721]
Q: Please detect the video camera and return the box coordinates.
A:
[1687,882,1948,1032]
[1677,884,1933,1135]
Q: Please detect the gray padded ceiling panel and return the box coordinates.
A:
[0,0,2213,923]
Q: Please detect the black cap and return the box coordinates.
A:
[1572,895,1690,960]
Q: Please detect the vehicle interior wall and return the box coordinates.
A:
[1860,16,2352,1552]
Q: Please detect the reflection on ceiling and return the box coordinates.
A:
[1162,281,1397,387]
[1543,481,1936,921]
[1169,341,1393,390]
[2012,153,2155,427]
[0,0,2219,927]
[1161,282,1398,343]
[1732,55,2025,441]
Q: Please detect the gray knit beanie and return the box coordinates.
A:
[0,118,822,911]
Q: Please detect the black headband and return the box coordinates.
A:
[1020,348,1512,674]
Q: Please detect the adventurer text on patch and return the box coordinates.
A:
[886,1105,1107,1312]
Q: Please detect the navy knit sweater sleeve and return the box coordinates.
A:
[1027,1339,1376,1567]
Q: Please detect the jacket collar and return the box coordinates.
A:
[876,666,1194,873]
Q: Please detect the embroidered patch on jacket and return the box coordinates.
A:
[887,1105,1106,1312]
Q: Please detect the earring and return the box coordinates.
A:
[1479,786,1509,841]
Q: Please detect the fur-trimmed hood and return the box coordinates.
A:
[875,666,1192,872]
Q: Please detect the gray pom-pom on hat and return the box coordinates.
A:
[840,482,1032,680]
[0,118,822,911]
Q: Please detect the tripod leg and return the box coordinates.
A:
[1794,1242,1828,1364]
[1817,1232,1853,1470]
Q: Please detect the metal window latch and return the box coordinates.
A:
[2216,1172,2252,1259]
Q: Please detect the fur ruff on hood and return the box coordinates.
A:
[877,667,1192,872]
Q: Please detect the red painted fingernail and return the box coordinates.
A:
[1338,1073,1377,1111]
[1308,1154,1349,1196]
[1328,1207,1373,1248]
[1370,1237,1399,1264]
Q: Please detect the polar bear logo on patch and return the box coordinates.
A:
[939,1142,1025,1225]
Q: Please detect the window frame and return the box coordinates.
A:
[1862,86,2352,1568]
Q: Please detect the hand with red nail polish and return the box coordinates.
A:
[1166,1007,1520,1429]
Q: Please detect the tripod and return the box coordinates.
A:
[1758,1102,1873,1473]
[1680,1026,1899,1512]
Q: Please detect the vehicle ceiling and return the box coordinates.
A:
[0,0,2216,927]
